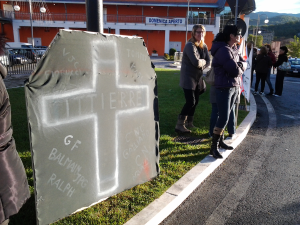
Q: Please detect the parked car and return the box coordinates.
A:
[288,58,300,75]
[35,46,47,58]
[7,49,29,65]
[13,48,39,63]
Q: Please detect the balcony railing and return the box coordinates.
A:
[0,10,215,25]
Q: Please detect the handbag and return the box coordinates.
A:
[278,61,291,71]
[204,67,215,85]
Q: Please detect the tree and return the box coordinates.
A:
[287,35,300,58]
[247,34,263,47]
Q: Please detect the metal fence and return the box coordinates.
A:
[0,48,43,76]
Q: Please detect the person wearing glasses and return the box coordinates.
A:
[175,24,210,133]
[209,25,247,159]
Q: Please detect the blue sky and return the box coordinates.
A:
[254,0,300,14]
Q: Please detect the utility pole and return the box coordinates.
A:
[185,0,190,43]
[255,14,260,47]
[28,0,34,47]
[85,0,103,33]
[234,0,238,25]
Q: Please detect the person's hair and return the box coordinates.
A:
[247,41,254,49]
[259,46,267,55]
[213,25,241,43]
[188,24,206,49]
[280,46,288,54]
[264,44,271,52]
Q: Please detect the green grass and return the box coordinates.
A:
[8,69,249,225]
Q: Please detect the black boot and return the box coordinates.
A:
[267,89,274,95]
[210,134,223,159]
[219,134,234,150]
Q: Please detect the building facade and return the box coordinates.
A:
[0,0,251,56]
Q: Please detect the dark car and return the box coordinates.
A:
[7,49,29,66]
[13,48,39,63]
[288,58,300,75]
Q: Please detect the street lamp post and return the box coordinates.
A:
[28,0,34,47]
[185,0,190,43]
[254,14,269,47]
[13,1,47,47]
[234,0,238,25]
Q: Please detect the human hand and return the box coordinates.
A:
[198,59,206,68]
[237,62,247,71]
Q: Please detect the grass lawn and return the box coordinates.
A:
[8,69,249,225]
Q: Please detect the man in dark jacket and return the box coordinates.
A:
[0,62,30,225]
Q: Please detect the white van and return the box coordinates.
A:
[5,42,33,48]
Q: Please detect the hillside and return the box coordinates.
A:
[249,12,300,19]
[249,15,300,26]
[248,11,300,39]
[250,21,300,40]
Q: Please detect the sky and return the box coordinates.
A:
[254,0,300,14]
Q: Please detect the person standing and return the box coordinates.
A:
[247,41,257,87]
[253,46,272,96]
[265,44,276,95]
[175,24,210,133]
[210,25,246,159]
[0,62,30,225]
[274,46,289,97]
[209,85,238,138]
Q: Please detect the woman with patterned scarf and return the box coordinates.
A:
[175,24,210,133]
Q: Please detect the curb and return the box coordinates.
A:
[125,93,257,225]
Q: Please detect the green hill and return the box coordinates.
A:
[249,15,300,26]
[249,21,300,39]
[249,12,300,20]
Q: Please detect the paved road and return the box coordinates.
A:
[161,75,300,224]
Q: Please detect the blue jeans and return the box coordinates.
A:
[265,68,273,91]
[210,103,236,136]
[215,87,239,130]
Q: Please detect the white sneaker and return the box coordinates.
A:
[227,134,236,139]
[253,91,258,95]
[259,92,265,96]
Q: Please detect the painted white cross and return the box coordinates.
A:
[40,39,149,197]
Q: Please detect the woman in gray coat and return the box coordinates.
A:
[175,24,210,133]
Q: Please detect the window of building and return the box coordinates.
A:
[219,6,237,32]
[188,10,211,25]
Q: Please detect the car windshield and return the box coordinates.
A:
[290,60,300,65]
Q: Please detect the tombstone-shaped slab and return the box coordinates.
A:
[25,30,159,225]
